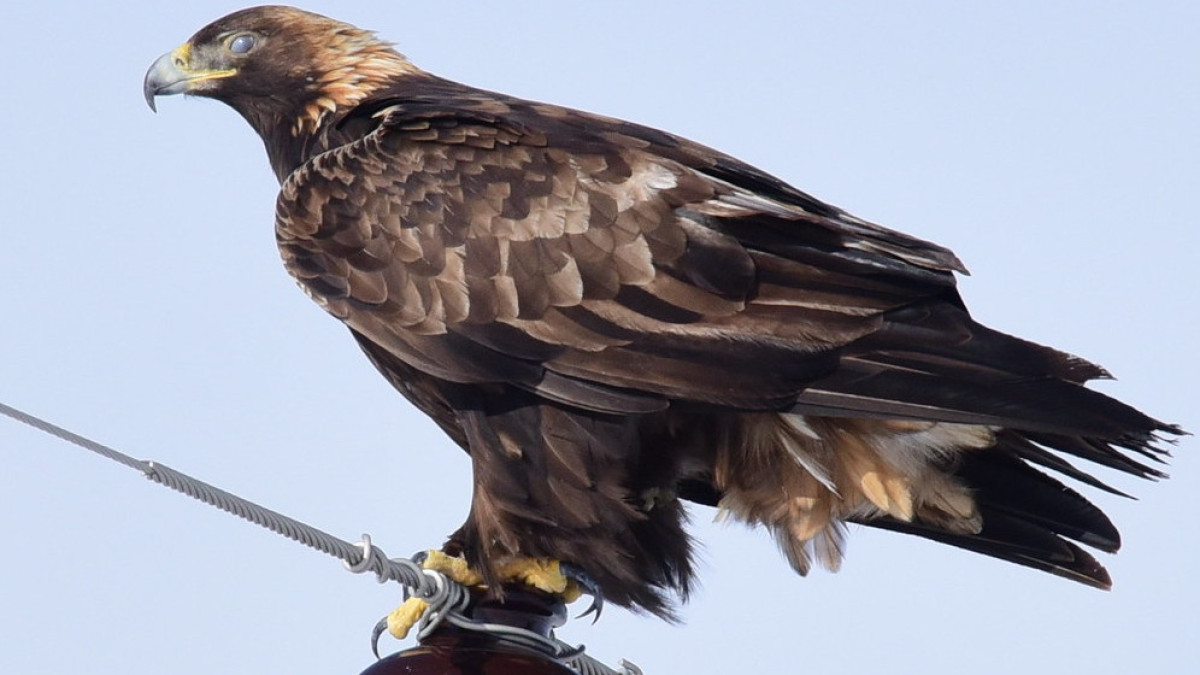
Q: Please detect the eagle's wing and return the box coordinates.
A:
[277,99,961,410]
[277,96,1170,450]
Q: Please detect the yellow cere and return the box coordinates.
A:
[173,42,237,84]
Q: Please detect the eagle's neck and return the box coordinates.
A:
[252,108,320,184]
[237,35,419,184]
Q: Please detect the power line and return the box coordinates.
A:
[0,401,639,675]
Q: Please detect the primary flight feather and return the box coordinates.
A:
[145,5,1181,617]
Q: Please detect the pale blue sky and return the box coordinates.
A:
[1,2,1197,673]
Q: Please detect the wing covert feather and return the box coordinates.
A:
[275,103,949,409]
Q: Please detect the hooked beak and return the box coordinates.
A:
[143,44,235,112]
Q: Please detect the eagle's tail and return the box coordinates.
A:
[712,411,1175,587]
[855,430,1144,587]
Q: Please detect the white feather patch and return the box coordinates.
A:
[777,415,838,493]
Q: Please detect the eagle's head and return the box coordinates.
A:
[144,6,417,140]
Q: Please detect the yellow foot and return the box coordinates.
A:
[386,551,591,640]
[418,549,582,602]
[418,549,484,587]
[386,597,429,640]
[496,557,583,603]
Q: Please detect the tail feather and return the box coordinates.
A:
[847,426,1168,586]
[996,431,1133,497]
[1022,431,1169,480]
[953,446,1120,552]
[863,509,1113,589]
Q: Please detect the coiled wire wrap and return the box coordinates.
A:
[0,401,641,675]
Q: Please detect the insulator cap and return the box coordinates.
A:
[361,632,577,675]
[361,589,576,674]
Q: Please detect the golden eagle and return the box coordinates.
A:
[144,6,1180,617]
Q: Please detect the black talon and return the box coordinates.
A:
[560,562,604,623]
[370,615,390,659]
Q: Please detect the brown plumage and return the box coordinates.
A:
[145,6,1182,618]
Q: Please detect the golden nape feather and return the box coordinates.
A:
[290,27,417,136]
[145,5,1183,618]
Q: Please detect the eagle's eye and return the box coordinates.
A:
[228,33,257,54]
